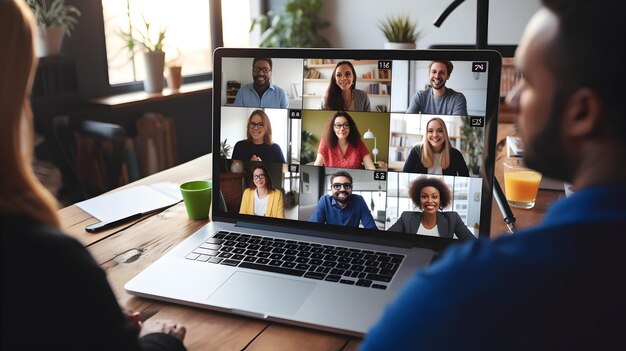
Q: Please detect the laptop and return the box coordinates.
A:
[125,48,502,336]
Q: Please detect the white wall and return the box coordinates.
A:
[317,0,540,49]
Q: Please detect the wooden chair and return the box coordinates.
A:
[53,115,130,199]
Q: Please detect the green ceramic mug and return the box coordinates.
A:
[180,180,212,219]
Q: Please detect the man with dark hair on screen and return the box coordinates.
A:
[361,0,626,349]
[310,171,377,230]
[233,57,289,108]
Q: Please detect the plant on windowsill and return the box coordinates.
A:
[26,0,81,57]
[118,16,168,93]
[250,0,330,48]
[379,15,421,50]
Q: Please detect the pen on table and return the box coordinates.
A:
[85,212,144,233]
[84,201,183,233]
[493,178,516,234]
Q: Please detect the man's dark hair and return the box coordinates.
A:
[330,170,353,185]
[408,176,451,210]
[542,0,625,136]
[253,57,272,69]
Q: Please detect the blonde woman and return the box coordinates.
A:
[0,1,187,349]
[402,117,469,176]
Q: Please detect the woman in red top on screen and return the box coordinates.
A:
[313,111,375,170]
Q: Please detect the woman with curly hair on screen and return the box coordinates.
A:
[388,176,474,239]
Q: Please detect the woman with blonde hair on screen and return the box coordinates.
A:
[0,1,187,349]
[402,117,469,176]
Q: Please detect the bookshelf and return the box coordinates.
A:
[302,59,391,111]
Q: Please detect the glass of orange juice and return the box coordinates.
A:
[503,158,542,209]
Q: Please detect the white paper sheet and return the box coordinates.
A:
[75,182,182,222]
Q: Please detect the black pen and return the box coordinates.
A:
[85,212,144,233]
[493,178,516,233]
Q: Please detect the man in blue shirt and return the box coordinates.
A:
[233,58,289,108]
[361,0,626,349]
[310,171,377,230]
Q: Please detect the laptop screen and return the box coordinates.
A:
[212,48,501,246]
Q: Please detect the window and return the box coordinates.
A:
[101,0,213,86]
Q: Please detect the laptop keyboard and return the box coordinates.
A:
[185,231,406,290]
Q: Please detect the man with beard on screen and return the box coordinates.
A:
[233,57,289,108]
[406,60,468,116]
[310,170,377,230]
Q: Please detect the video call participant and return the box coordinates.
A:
[321,61,371,112]
[0,1,187,349]
[231,109,286,163]
[403,117,469,176]
[233,58,289,108]
[361,0,626,349]
[310,171,377,229]
[406,60,468,116]
[239,164,285,218]
[313,111,375,170]
[387,176,474,239]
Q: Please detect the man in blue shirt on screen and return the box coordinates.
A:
[361,0,626,349]
[310,170,377,230]
[233,58,289,108]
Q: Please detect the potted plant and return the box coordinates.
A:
[379,15,421,49]
[250,0,330,48]
[118,16,168,93]
[26,0,81,57]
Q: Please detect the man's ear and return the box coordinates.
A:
[562,88,604,138]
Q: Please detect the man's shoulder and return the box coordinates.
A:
[445,87,466,98]
[270,83,286,93]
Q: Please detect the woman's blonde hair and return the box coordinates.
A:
[420,117,451,169]
[0,0,60,227]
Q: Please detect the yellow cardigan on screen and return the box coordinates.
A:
[239,188,285,218]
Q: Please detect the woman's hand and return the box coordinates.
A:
[251,154,262,161]
[122,308,142,332]
[140,318,187,342]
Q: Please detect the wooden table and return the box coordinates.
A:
[57,125,563,350]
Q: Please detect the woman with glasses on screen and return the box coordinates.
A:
[232,109,286,163]
[403,117,469,176]
[321,61,371,112]
[313,111,375,170]
[239,164,285,218]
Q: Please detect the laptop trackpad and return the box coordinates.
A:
[207,272,316,316]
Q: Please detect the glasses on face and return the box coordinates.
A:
[249,122,265,129]
[253,173,266,180]
[333,123,350,130]
[253,67,271,73]
[332,182,352,190]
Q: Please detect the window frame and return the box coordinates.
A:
[100,0,223,95]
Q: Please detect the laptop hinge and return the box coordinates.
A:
[234,221,413,249]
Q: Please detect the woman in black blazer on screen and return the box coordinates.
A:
[402,117,470,176]
[388,176,475,240]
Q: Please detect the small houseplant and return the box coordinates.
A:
[118,16,168,92]
[26,0,81,57]
[250,0,330,48]
[379,15,420,49]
